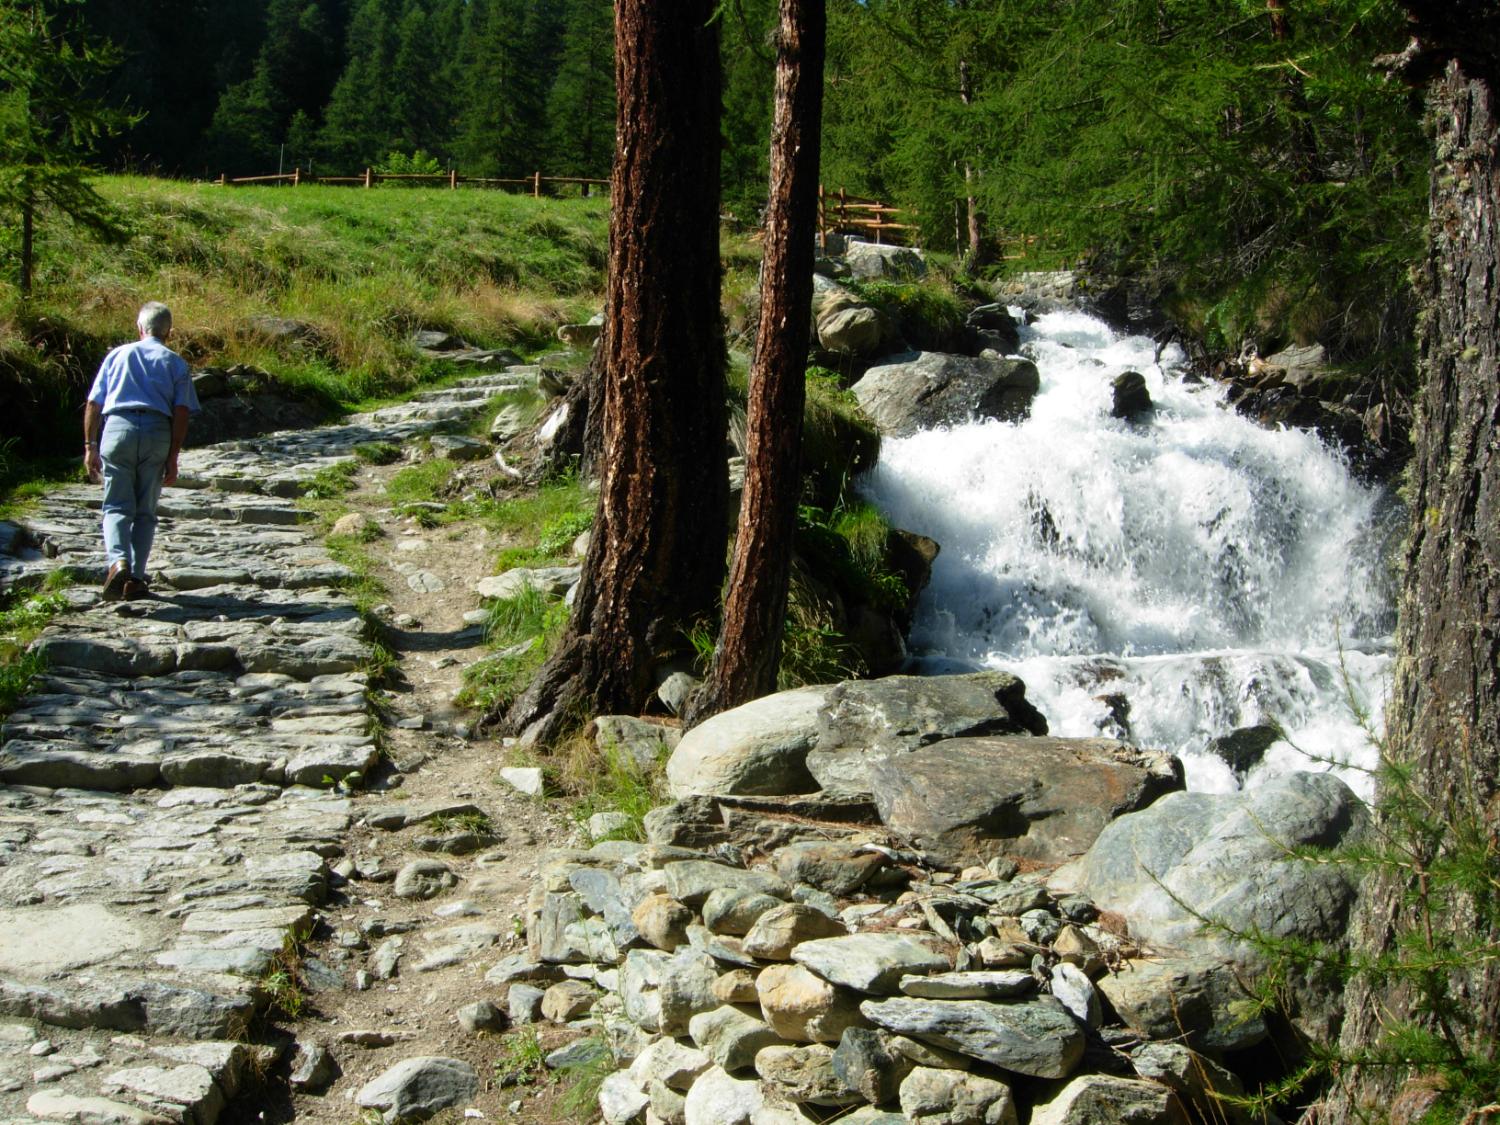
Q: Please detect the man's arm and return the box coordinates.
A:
[164,405,189,486]
[83,401,103,483]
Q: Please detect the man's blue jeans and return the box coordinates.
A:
[100,409,172,578]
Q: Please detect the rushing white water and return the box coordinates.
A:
[861,310,1401,797]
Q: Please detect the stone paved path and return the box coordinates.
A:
[0,370,532,1125]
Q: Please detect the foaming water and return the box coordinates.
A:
[861,310,1399,796]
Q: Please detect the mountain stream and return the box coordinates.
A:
[861,310,1401,797]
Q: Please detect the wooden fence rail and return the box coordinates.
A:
[818,185,918,246]
[213,167,608,196]
[214,170,913,246]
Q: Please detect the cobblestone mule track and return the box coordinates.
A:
[0,372,528,1125]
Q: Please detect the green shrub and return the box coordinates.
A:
[852,279,967,352]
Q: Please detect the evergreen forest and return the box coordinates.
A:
[76,4,1425,292]
[8,0,1430,398]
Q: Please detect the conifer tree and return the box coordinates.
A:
[0,0,134,296]
[502,0,727,743]
[317,0,402,172]
[454,0,558,177]
[390,1,452,157]
[544,0,614,181]
[205,0,340,173]
[720,0,778,215]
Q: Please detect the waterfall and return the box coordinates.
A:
[860,309,1400,796]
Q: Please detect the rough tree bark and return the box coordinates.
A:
[499,0,727,745]
[684,0,826,725]
[1321,4,1500,1119]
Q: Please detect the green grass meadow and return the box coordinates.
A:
[0,178,611,462]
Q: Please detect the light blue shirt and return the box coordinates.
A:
[88,336,200,418]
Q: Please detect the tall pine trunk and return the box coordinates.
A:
[1321,8,1500,1118]
[686,0,825,723]
[19,181,34,299]
[500,0,727,745]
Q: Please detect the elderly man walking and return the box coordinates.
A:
[83,302,200,601]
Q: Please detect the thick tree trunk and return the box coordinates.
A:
[958,58,986,271]
[685,0,825,724]
[500,0,727,745]
[1320,10,1500,1119]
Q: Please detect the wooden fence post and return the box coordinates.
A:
[533,171,541,198]
[450,168,457,190]
[292,168,301,187]
[363,167,373,188]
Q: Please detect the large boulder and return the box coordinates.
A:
[1052,771,1366,962]
[845,241,927,281]
[1029,1074,1187,1125]
[1260,343,1329,394]
[1110,371,1153,420]
[817,301,888,357]
[869,736,1183,868]
[964,303,1022,355]
[859,996,1085,1079]
[851,352,1041,437]
[1095,956,1266,1054]
[665,672,1047,799]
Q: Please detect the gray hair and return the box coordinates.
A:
[137,302,172,338]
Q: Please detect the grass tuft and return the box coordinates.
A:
[385,458,457,506]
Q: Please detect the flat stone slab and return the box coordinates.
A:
[0,905,147,975]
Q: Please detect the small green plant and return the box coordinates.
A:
[554,1035,615,1118]
[537,510,593,557]
[476,386,550,441]
[493,1027,549,1087]
[851,278,967,350]
[475,470,591,539]
[780,570,866,689]
[301,460,359,500]
[352,441,402,465]
[797,504,909,613]
[568,736,668,843]
[684,618,716,675]
[455,646,542,715]
[319,770,364,793]
[324,533,388,618]
[485,584,562,646]
[259,928,311,1020]
[426,810,494,835]
[0,590,67,719]
[832,500,894,574]
[457,585,570,716]
[0,648,45,722]
[385,458,457,506]
[0,454,85,520]
[801,371,881,510]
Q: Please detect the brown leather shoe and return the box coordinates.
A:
[123,577,149,601]
[102,561,129,601]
